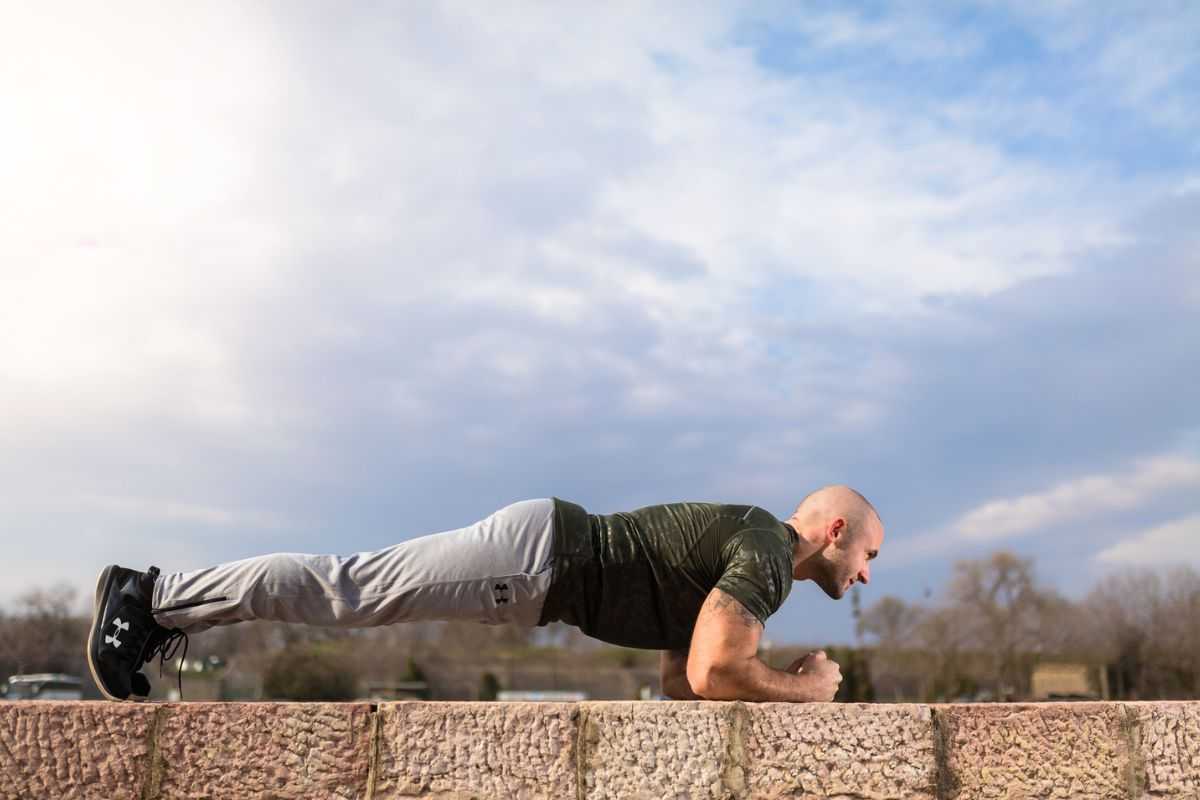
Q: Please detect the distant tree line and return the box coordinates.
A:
[857,552,1200,701]
[0,585,88,683]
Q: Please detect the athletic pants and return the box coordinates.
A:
[151,499,557,634]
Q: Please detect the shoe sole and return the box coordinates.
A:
[86,565,148,703]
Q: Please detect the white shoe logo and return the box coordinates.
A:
[105,617,131,648]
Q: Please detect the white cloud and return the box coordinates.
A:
[0,2,1195,616]
[1175,176,1200,196]
[952,455,1200,541]
[0,2,1147,444]
[0,3,285,441]
[1096,514,1200,566]
[76,493,285,530]
[747,5,985,63]
[1000,2,1200,133]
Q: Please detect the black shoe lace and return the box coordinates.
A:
[142,590,224,700]
[144,628,190,699]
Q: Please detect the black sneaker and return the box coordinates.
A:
[87,565,186,701]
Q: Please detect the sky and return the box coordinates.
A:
[2,1,1198,647]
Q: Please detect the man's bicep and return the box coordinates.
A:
[688,587,763,678]
[712,532,792,627]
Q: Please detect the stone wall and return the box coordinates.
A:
[2,700,1197,798]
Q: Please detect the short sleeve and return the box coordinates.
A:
[713,529,794,625]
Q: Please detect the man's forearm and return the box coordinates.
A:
[698,656,827,702]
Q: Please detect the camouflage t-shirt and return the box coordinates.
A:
[536,498,796,650]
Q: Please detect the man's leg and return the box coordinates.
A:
[88,499,557,699]
[152,498,557,632]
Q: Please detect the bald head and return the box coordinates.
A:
[788,485,884,598]
[793,485,882,541]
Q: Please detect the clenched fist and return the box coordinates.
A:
[785,650,842,702]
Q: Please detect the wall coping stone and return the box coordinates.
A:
[2,700,1197,799]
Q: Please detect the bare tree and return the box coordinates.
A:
[915,605,971,701]
[859,596,922,650]
[1087,566,1200,699]
[1032,589,1093,658]
[1084,569,1161,698]
[859,595,926,700]
[0,585,85,676]
[948,552,1047,698]
[0,607,15,679]
[1159,567,1200,696]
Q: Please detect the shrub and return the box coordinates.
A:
[262,643,358,700]
[478,671,501,701]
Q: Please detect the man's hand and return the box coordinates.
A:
[784,650,842,702]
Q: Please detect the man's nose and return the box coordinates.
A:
[858,565,870,585]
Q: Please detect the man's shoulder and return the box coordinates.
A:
[707,504,787,536]
[720,507,793,554]
[723,503,783,525]
[633,501,779,520]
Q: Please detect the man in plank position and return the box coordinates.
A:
[87,485,882,702]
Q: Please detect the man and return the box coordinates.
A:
[87,485,882,702]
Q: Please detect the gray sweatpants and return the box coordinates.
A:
[152,499,557,634]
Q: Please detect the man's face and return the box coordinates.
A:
[811,519,882,600]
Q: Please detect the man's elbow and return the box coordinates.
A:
[662,682,695,701]
[687,662,743,700]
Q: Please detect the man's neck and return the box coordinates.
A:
[786,518,827,579]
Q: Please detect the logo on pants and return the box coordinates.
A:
[493,583,510,605]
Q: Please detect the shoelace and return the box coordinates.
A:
[145,593,224,700]
[144,628,190,699]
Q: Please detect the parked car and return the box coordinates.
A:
[2,673,84,700]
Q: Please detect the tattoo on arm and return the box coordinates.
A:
[710,591,762,628]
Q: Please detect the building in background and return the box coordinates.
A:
[1030,662,1109,701]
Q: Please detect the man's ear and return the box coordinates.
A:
[827,518,846,544]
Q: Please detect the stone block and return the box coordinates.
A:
[1128,701,1200,797]
[937,702,1130,799]
[0,701,156,800]
[581,700,738,800]
[152,702,372,799]
[14,699,1200,799]
[374,701,579,799]
[744,702,937,799]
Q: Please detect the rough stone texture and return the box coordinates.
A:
[11,700,1200,798]
[937,703,1130,800]
[1128,701,1200,797]
[153,702,372,799]
[374,701,579,799]
[0,701,156,800]
[582,700,737,800]
[744,702,937,799]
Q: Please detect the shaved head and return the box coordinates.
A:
[788,485,884,599]
[793,485,882,541]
